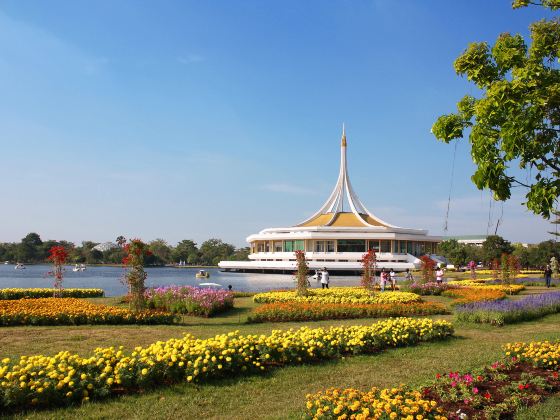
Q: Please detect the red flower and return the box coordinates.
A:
[553,372,559,379]
[484,392,491,400]
[518,384,525,390]
[477,375,484,381]
[436,373,441,379]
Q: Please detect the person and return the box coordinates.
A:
[321,268,330,289]
[544,264,553,288]
[405,268,414,282]
[228,285,233,291]
[389,269,396,291]
[436,267,444,284]
[380,268,387,292]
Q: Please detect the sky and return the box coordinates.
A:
[0,0,557,247]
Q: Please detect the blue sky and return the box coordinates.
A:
[0,0,557,247]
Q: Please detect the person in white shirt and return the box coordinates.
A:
[320,268,330,289]
[389,269,396,291]
[436,267,444,284]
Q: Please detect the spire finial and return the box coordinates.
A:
[341,123,347,147]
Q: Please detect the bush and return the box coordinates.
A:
[0,298,174,326]
[0,288,104,299]
[455,292,560,326]
[145,286,233,317]
[0,318,453,411]
[248,301,449,323]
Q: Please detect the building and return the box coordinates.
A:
[219,128,442,273]
[443,235,489,247]
[92,242,119,252]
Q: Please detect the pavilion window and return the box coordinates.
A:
[407,241,413,254]
[265,242,270,252]
[314,241,325,252]
[257,242,265,253]
[326,240,335,252]
[392,241,399,253]
[368,240,380,252]
[399,240,407,253]
[337,240,366,253]
[274,241,283,252]
[380,240,391,253]
[294,240,305,251]
[284,241,294,252]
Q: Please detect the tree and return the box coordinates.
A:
[199,239,235,266]
[46,246,68,297]
[481,235,514,264]
[171,240,198,263]
[432,1,560,218]
[122,239,150,312]
[116,236,126,247]
[148,239,172,265]
[361,249,377,291]
[419,255,436,284]
[294,250,309,296]
[16,232,43,262]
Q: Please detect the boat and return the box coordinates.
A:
[195,270,210,279]
[3,261,8,265]
[73,264,80,272]
[14,263,26,270]
[198,282,222,288]
[80,263,86,271]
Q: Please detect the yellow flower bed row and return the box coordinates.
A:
[0,298,174,326]
[0,288,104,300]
[447,281,525,294]
[0,318,454,410]
[476,270,543,275]
[253,288,422,305]
[503,340,560,368]
[304,386,446,420]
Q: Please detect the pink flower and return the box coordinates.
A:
[472,387,479,394]
[451,381,457,387]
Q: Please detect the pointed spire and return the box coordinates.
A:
[341,123,347,147]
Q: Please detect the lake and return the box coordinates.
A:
[0,265,363,296]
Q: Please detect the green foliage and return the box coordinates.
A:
[482,235,514,264]
[433,3,560,218]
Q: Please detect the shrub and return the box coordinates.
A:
[0,318,453,411]
[0,288,104,299]
[0,298,174,326]
[145,286,233,317]
[247,301,449,323]
[455,292,560,326]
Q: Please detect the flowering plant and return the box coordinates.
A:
[145,286,233,317]
[46,246,68,297]
[420,255,436,283]
[294,250,309,296]
[122,239,151,312]
[360,249,376,291]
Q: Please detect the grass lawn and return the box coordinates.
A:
[2,288,560,419]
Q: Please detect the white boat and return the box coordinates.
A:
[73,264,80,272]
[198,282,222,288]
[80,263,86,271]
[3,261,8,265]
[14,263,26,270]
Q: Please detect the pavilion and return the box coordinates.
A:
[219,127,442,273]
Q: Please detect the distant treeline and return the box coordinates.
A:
[0,233,249,266]
[439,235,560,269]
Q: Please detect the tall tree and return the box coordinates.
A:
[481,235,514,264]
[16,232,43,262]
[432,1,560,218]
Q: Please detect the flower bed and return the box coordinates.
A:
[0,318,453,411]
[304,386,445,419]
[408,282,460,295]
[0,288,104,300]
[442,288,506,305]
[304,340,560,419]
[455,292,560,326]
[248,301,449,323]
[0,298,175,326]
[447,280,525,294]
[145,286,233,317]
[253,288,421,305]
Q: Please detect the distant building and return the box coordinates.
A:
[443,235,488,247]
[219,127,442,273]
[92,242,119,252]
